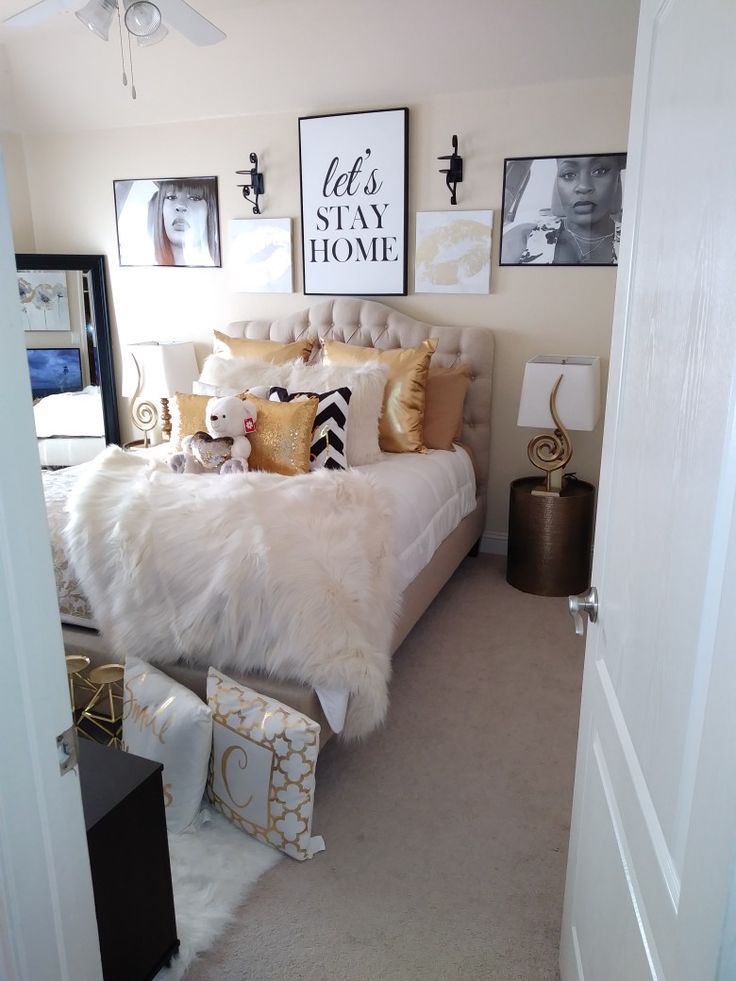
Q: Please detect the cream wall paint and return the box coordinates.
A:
[1,131,33,250]
[13,74,631,539]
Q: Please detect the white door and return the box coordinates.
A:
[560,1,736,979]
[0,156,102,978]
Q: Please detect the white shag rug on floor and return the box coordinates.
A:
[155,807,281,980]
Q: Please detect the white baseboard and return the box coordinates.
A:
[480,531,508,556]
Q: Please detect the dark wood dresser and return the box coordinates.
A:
[78,738,179,981]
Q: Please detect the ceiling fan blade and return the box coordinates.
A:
[3,0,80,27]
[155,0,225,46]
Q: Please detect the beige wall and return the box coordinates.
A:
[1,131,34,251]
[9,74,632,541]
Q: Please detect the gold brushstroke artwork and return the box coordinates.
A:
[415,210,493,294]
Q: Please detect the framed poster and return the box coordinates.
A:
[18,271,71,331]
[500,154,627,266]
[113,176,221,268]
[229,218,293,293]
[415,210,494,294]
[299,107,408,296]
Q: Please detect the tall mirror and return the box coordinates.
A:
[16,253,119,467]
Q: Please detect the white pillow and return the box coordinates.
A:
[197,354,295,395]
[122,656,212,833]
[206,668,324,861]
[193,379,270,399]
[288,362,387,466]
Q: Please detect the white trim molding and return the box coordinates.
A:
[480,531,508,556]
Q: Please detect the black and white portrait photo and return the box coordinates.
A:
[500,154,627,266]
[113,176,221,268]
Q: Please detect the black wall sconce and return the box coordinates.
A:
[438,135,463,205]
[236,152,265,214]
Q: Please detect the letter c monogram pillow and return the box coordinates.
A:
[122,655,213,833]
[206,668,324,861]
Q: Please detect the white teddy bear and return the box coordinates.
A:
[169,395,257,475]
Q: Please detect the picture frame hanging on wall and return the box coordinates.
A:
[298,107,409,296]
[499,154,627,266]
[17,271,72,331]
[414,210,494,294]
[113,176,221,268]
[228,218,293,293]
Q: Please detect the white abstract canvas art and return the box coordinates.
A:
[18,271,71,331]
[229,218,293,293]
[414,210,494,294]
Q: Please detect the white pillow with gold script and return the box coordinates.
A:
[122,655,212,833]
[206,667,324,861]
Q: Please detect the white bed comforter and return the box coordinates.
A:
[63,447,401,739]
[33,385,105,437]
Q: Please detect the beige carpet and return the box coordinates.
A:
[186,554,584,981]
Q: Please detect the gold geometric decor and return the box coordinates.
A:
[74,662,126,748]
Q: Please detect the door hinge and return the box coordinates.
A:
[56,725,79,776]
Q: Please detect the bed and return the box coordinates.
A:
[34,386,106,468]
[56,298,494,744]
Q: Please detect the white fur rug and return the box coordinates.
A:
[156,807,280,980]
[63,446,401,739]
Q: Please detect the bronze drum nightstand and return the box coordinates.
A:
[506,476,595,596]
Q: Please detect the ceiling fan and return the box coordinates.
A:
[3,0,226,97]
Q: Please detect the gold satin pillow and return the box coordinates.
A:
[321,338,438,453]
[213,331,314,364]
[171,392,209,449]
[423,366,471,451]
[247,395,318,476]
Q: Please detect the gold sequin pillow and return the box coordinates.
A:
[321,338,438,453]
[170,392,210,449]
[213,331,315,364]
[247,394,317,475]
[206,668,324,861]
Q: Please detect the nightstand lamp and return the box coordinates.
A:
[507,355,601,596]
[517,355,601,494]
[128,341,198,446]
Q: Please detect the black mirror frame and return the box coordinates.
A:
[15,253,120,447]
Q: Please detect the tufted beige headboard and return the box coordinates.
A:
[225,298,494,500]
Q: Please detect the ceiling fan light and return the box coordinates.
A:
[74,0,116,40]
[136,19,167,45]
[124,0,161,37]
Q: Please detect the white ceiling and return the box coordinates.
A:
[0,0,641,133]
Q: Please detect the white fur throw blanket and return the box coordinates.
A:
[63,447,400,739]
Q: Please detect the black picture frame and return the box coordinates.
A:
[499,153,627,266]
[112,176,221,268]
[16,253,120,447]
[298,107,409,296]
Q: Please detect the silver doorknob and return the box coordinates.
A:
[568,587,598,636]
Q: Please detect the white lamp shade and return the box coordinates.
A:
[517,356,601,431]
[128,342,199,398]
[75,0,116,40]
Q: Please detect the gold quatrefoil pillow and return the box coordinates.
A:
[206,668,324,861]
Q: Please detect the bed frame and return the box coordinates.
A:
[63,298,494,743]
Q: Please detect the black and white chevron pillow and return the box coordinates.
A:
[269,386,351,470]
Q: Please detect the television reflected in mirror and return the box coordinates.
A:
[16,254,119,468]
[27,348,84,400]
